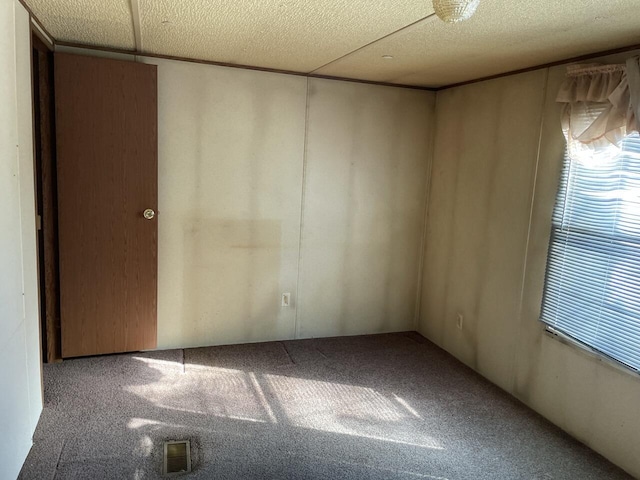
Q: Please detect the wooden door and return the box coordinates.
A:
[55,53,157,358]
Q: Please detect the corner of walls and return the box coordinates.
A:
[418,68,549,382]
[297,80,436,339]
[414,92,438,333]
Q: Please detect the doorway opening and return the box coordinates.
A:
[31,30,61,363]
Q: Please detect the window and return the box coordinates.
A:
[541,133,640,372]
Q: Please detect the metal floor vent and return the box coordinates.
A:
[163,440,192,476]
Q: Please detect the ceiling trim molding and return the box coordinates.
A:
[129,0,143,51]
[31,17,53,50]
[55,40,438,92]
[438,43,640,91]
[18,2,640,93]
[309,73,435,91]
[18,0,55,46]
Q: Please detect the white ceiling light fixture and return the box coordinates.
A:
[433,0,480,23]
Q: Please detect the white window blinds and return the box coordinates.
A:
[541,133,640,371]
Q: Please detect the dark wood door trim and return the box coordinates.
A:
[32,31,61,363]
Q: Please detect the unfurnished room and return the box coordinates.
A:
[2,0,640,479]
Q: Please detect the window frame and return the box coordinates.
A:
[540,133,640,376]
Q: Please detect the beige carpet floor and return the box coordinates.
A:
[18,332,630,479]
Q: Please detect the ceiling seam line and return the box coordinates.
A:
[130,0,143,52]
[308,13,436,75]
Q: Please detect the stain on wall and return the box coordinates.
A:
[182,219,282,345]
[145,58,436,349]
[152,58,307,349]
[420,54,640,478]
[299,79,435,338]
[421,70,547,390]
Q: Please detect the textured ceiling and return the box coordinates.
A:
[23,0,640,87]
[138,0,432,73]
[26,0,135,50]
[315,0,640,87]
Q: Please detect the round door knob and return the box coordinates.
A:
[143,208,155,220]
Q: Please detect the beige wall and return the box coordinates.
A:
[46,43,640,478]
[420,52,640,477]
[36,36,640,480]
[150,67,435,348]
[16,2,42,433]
[150,58,308,349]
[298,79,434,338]
[58,47,436,349]
[0,2,43,478]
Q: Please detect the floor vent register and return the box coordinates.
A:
[163,440,192,475]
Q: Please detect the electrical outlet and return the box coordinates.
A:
[456,313,464,330]
[281,293,291,307]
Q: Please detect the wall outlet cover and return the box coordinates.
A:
[282,293,291,307]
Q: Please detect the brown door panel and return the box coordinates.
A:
[55,53,157,357]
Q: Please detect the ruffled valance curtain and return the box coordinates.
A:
[556,56,640,160]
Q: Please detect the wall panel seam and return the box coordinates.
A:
[510,68,550,394]
[293,77,311,339]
